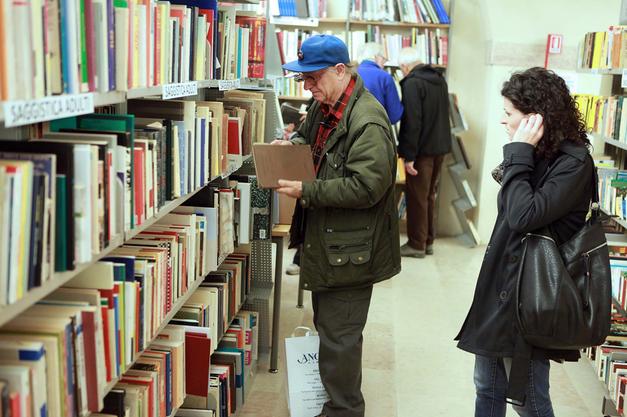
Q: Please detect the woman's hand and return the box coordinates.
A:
[512,114,544,147]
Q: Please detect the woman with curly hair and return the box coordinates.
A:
[455,67,594,417]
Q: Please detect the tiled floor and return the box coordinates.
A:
[238,238,608,417]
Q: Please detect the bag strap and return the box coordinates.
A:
[589,162,600,221]
[506,333,533,406]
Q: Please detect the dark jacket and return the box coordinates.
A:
[290,75,401,292]
[398,65,451,159]
[357,60,404,124]
[456,141,594,362]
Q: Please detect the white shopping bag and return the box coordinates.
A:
[285,327,329,417]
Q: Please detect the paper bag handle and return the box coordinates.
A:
[291,326,317,337]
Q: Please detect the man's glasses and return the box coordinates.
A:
[294,66,337,83]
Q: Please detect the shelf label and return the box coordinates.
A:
[622,69,627,89]
[218,79,241,91]
[162,82,199,99]
[3,93,94,127]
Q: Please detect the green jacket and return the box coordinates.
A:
[291,75,401,292]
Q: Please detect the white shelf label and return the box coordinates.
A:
[162,81,199,99]
[622,69,627,89]
[3,93,94,127]
[218,79,241,91]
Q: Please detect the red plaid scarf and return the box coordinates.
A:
[312,77,356,173]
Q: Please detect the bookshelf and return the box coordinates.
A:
[0,0,280,410]
[269,0,453,98]
[577,24,627,416]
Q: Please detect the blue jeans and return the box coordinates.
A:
[474,355,555,417]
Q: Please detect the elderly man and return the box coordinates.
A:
[273,35,401,417]
[357,42,403,124]
[397,46,451,258]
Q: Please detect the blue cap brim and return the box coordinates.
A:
[282,60,328,73]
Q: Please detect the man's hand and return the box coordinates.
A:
[512,114,544,147]
[270,139,294,145]
[276,179,303,199]
[283,123,296,140]
[404,160,418,176]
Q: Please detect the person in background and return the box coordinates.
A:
[455,67,594,417]
[272,34,401,417]
[357,42,403,124]
[397,46,451,258]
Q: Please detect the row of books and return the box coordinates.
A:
[275,27,448,70]
[0,0,267,101]
[584,237,627,415]
[349,0,449,24]
[274,77,312,98]
[270,0,330,19]
[596,164,627,220]
[574,94,627,144]
[348,27,448,66]
[584,334,627,416]
[175,290,259,415]
[578,26,627,71]
[103,326,186,417]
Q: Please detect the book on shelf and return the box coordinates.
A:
[0,0,264,101]
[349,0,449,24]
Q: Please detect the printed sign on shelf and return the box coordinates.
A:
[3,93,94,127]
[162,81,199,100]
[622,69,627,89]
[218,79,241,91]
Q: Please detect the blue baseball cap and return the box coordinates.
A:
[282,35,350,73]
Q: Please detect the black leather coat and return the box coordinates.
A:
[397,65,451,159]
[456,140,594,361]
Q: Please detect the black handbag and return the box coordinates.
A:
[514,170,611,351]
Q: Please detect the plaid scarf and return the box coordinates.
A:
[311,77,356,173]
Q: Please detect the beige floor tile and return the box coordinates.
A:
[238,238,608,417]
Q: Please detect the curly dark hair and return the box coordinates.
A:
[501,67,590,160]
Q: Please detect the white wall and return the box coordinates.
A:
[444,0,621,242]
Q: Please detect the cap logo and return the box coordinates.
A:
[298,50,304,61]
